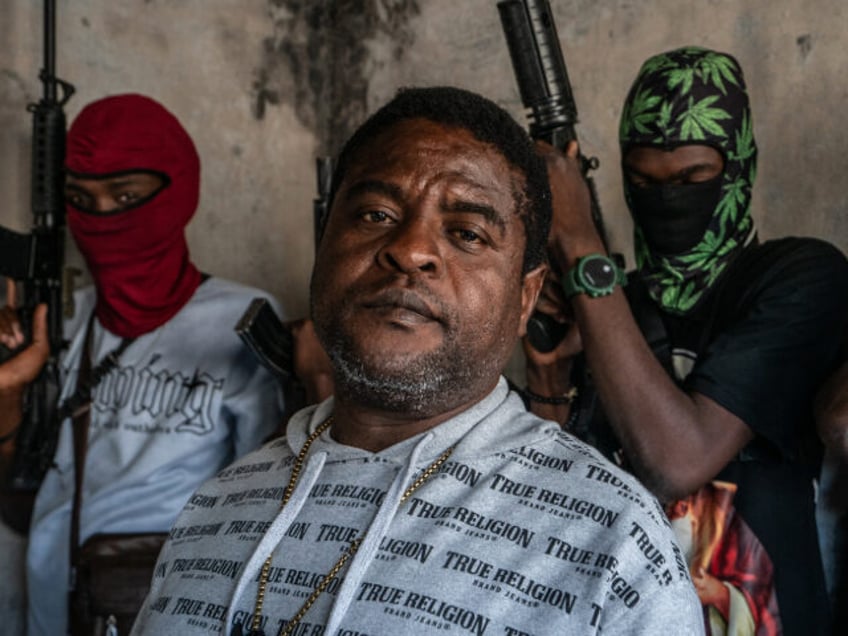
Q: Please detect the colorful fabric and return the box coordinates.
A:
[619,47,757,314]
[66,94,203,338]
[667,481,781,635]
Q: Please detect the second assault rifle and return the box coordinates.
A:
[0,0,75,519]
[235,157,333,395]
[498,0,615,352]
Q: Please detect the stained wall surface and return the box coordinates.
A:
[2,1,846,320]
[0,0,846,629]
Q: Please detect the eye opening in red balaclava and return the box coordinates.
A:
[65,94,202,338]
[65,168,171,216]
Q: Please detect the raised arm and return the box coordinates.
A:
[542,141,753,501]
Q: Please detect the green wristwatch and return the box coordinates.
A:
[562,253,626,299]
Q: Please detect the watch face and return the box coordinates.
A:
[581,256,617,292]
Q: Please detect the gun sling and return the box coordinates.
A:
[66,316,163,636]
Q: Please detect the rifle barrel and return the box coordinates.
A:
[43,0,57,101]
[497,0,578,140]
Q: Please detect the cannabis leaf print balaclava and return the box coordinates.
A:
[619,47,757,315]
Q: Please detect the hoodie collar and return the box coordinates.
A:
[286,376,550,463]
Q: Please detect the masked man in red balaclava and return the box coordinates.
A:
[0,94,285,636]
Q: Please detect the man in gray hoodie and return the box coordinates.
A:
[131,86,703,636]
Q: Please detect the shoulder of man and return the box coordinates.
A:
[174,277,288,340]
[732,236,848,286]
[195,276,286,314]
[713,236,848,325]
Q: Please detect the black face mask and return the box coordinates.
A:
[626,175,723,255]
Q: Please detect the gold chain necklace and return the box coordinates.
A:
[243,416,454,636]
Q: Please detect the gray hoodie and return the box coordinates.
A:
[132,378,704,635]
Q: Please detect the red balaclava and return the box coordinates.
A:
[65,93,203,338]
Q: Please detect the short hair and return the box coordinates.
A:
[327,86,551,274]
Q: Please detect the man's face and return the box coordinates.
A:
[311,118,545,417]
[623,144,723,188]
[65,171,166,214]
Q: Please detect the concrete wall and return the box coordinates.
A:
[2,0,846,321]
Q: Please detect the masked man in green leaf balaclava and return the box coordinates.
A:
[526,45,848,636]
[620,46,757,314]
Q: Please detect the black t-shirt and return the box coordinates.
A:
[675,238,847,459]
[578,237,848,635]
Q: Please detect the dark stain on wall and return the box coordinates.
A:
[0,69,29,99]
[796,33,812,61]
[253,0,420,155]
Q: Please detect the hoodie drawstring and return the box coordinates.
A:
[323,431,435,634]
[225,422,454,636]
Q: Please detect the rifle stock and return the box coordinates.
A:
[498,0,614,352]
[0,0,75,530]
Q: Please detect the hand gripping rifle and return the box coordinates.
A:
[498,0,615,352]
[0,0,75,509]
[235,157,333,390]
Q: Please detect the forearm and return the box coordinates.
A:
[815,360,848,457]
[525,357,575,426]
[0,386,23,460]
[547,226,750,499]
[544,222,707,493]
[572,289,752,499]
[542,142,751,499]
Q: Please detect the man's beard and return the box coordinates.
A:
[322,316,495,416]
[314,289,504,416]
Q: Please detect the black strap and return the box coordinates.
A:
[69,315,134,586]
[624,240,770,376]
[624,273,675,376]
[59,326,134,422]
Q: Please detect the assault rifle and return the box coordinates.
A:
[235,157,333,393]
[498,0,616,352]
[0,0,75,512]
